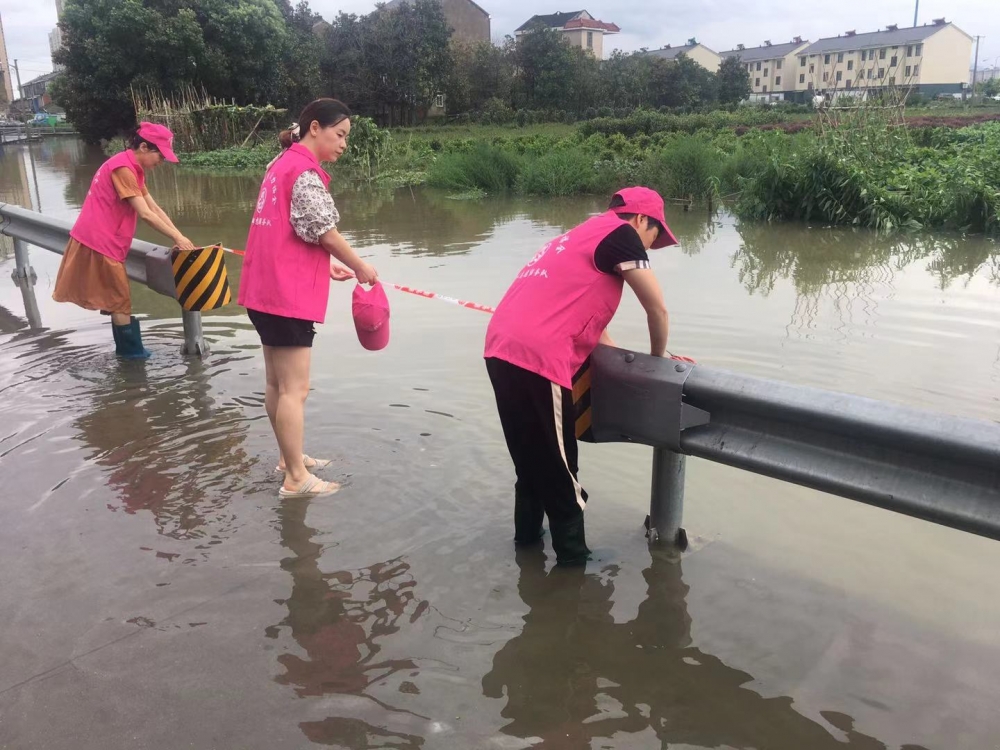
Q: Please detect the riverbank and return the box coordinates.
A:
[177,108,1000,235]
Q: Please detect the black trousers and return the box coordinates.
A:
[486,358,589,534]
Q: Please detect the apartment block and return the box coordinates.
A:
[794,19,973,100]
[720,38,810,100]
[642,41,721,72]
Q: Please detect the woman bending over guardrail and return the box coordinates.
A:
[238,98,379,500]
[484,188,678,566]
[52,122,196,358]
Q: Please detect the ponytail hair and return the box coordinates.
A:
[279,98,352,149]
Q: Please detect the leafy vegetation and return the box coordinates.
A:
[174,103,1000,236]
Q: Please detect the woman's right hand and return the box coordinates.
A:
[354,262,379,286]
[174,235,196,252]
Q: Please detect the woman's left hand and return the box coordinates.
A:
[330,264,356,282]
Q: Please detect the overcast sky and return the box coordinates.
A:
[1,0,996,85]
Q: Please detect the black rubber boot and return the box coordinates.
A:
[513,487,546,547]
[113,316,151,359]
[550,514,592,567]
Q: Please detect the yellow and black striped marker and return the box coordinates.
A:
[572,357,595,443]
[172,244,232,312]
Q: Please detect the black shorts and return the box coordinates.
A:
[247,309,316,348]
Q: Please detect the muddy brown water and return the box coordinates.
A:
[1,139,999,749]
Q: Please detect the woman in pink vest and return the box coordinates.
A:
[484,187,679,565]
[53,122,196,358]
[239,99,378,500]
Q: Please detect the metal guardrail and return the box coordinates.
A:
[586,346,1000,548]
[3,202,998,546]
[1,202,207,355]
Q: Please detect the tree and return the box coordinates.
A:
[982,77,1000,98]
[514,28,582,109]
[650,54,718,109]
[600,51,658,110]
[53,0,311,142]
[717,55,752,105]
[469,40,516,110]
[322,0,452,126]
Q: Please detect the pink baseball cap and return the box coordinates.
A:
[137,121,179,163]
[610,187,679,249]
[352,282,391,351]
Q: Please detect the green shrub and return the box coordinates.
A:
[427,142,523,193]
[518,149,614,196]
[639,136,722,200]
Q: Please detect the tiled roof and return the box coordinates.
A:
[516,11,586,33]
[800,23,964,55]
[720,41,808,62]
[642,43,715,61]
[564,18,619,33]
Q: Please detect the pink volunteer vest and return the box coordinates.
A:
[238,144,332,324]
[485,211,630,389]
[70,150,146,263]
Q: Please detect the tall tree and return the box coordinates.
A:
[650,54,718,109]
[717,55,752,105]
[53,0,312,142]
[514,28,583,111]
[323,0,452,125]
[600,51,658,110]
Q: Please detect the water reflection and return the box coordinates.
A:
[71,354,254,542]
[270,499,431,747]
[734,222,1000,297]
[483,549,916,749]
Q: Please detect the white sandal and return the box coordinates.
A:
[274,455,332,474]
[278,475,341,499]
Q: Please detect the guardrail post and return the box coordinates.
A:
[12,237,35,283]
[10,238,42,329]
[181,309,209,357]
[647,447,688,550]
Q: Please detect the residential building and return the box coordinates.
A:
[49,28,64,71]
[0,13,13,106]
[21,71,60,113]
[385,0,490,45]
[50,0,65,71]
[641,40,721,72]
[794,19,973,100]
[720,37,809,101]
[515,11,621,59]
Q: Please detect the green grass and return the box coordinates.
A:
[392,122,574,145]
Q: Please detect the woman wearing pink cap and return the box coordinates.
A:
[484,187,679,565]
[239,98,378,500]
[53,122,196,358]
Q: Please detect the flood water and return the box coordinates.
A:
[1,138,999,750]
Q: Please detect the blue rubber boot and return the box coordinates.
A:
[113,316,151,359]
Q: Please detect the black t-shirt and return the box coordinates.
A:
[594,224,650,275]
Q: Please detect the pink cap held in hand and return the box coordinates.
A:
[352,282,391,351]
[137,121,179,163]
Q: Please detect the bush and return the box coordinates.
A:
[427,142,523,193]
[639,136,721,200]
[735,120,1000,235]
[481,97,515,125]
[518,149,614,196]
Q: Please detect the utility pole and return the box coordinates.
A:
[971,36,982,103]
[12,58,21,100]
[913,0,919,28]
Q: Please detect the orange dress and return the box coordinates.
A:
[52,168,150,315]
